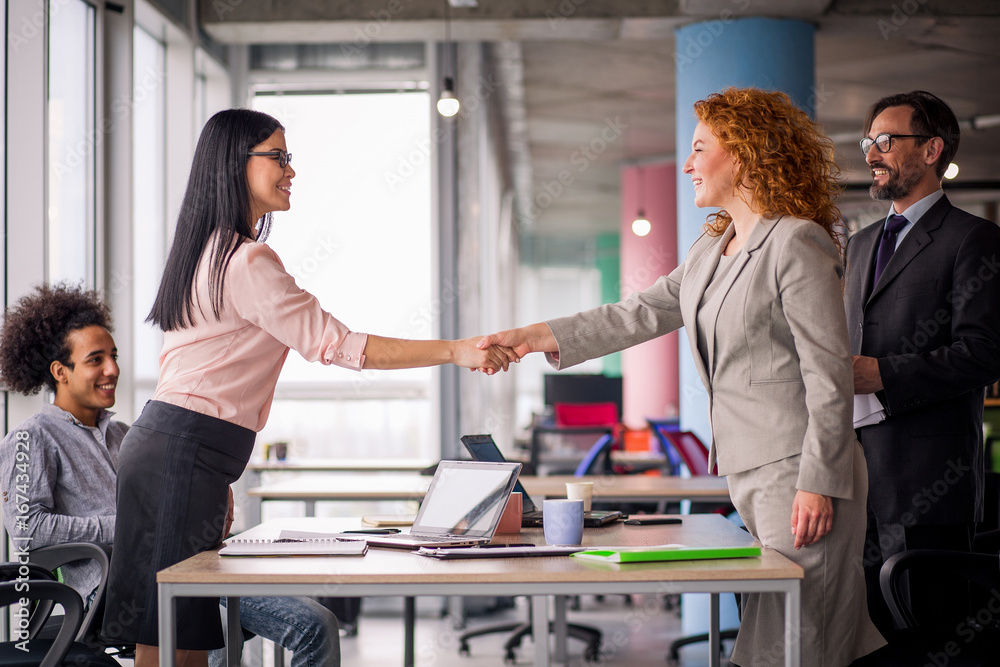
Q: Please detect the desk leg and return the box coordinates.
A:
[158,584,176,666]
[226,597,241,667]
[404,596,415,667]
[709,593,720,667]
[784,583,801,667]
[554,596,568,663]
[532,596,550,667]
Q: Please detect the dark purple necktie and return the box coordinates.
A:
[872,214,909,285]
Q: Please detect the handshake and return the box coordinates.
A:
[457,322,556,375]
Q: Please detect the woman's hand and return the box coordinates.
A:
[222,485,235,543]
[452,337,518,374]
[477,322,556,359]
[790,490,833,550]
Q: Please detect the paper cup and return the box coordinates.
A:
[565,481,594,512]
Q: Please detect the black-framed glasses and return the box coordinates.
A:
[860,133,933,156]
[247,149,292,168]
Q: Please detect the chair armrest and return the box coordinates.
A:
[879,549,1000,630]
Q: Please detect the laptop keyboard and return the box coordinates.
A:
[391,533,469,543]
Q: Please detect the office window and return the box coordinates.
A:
[47,0,96,285]
[132,25,167,400]
[252,92,435,460]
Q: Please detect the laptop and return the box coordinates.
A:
[460,434,624,528]
[362,460,522,549]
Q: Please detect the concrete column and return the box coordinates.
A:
[674,17,816,443]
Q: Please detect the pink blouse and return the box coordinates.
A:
[152,238,369,431]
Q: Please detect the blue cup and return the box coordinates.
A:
[543,499,584,546]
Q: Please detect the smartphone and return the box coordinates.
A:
[623,517,682,526]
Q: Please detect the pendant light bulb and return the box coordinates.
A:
[632,210,651,237]
[437,77,460,117]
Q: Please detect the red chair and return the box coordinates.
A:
[661,430,714,476]
[553,401,618,428]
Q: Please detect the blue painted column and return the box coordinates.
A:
[673,16,816,641]
[674,16,816,446]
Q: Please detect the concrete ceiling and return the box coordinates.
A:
[202,0,1000,242]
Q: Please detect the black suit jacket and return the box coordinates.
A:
[845,194,1000,525]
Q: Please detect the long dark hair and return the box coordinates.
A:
[147,108,283,331]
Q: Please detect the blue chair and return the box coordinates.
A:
[572,433,615,476]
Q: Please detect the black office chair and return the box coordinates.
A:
[0,560,121,666]
[850,549,1000,666]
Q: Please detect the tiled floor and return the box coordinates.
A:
[332,595,731,667]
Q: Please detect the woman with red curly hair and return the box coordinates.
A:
[480,88,885,665]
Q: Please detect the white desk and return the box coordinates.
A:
[246,472,732,517]
[158,514,801,667]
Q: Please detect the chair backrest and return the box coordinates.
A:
[26,542,111,643]
[573,434,615,476]
[554,402,618,427]
[647,420,684,476]
[0,579,83,667]
[663,430,711,477]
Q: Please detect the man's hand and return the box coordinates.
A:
[790,490,833,550]
[852,355,884,394]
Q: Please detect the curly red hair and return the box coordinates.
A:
[694,87,844,250]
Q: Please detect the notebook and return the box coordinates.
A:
[460,434,624,528]
[361,460,522,549]
[220,536,369,557]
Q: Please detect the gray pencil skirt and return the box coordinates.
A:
[101,400,255,649]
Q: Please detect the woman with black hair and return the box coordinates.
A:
[101,108,513,666]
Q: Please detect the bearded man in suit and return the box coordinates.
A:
[845,90,1000,635]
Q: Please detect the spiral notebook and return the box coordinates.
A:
[220,536,369,557]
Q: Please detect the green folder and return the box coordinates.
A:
[572,544,761,563]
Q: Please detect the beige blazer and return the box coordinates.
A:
[546,215,856,499]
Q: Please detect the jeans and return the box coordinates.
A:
[209,596,340,667]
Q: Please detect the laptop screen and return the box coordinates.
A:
[460,434,537,513]
[411,460,521,537]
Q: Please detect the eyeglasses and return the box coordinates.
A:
[860,133,933,156]
[247,149,292,168]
